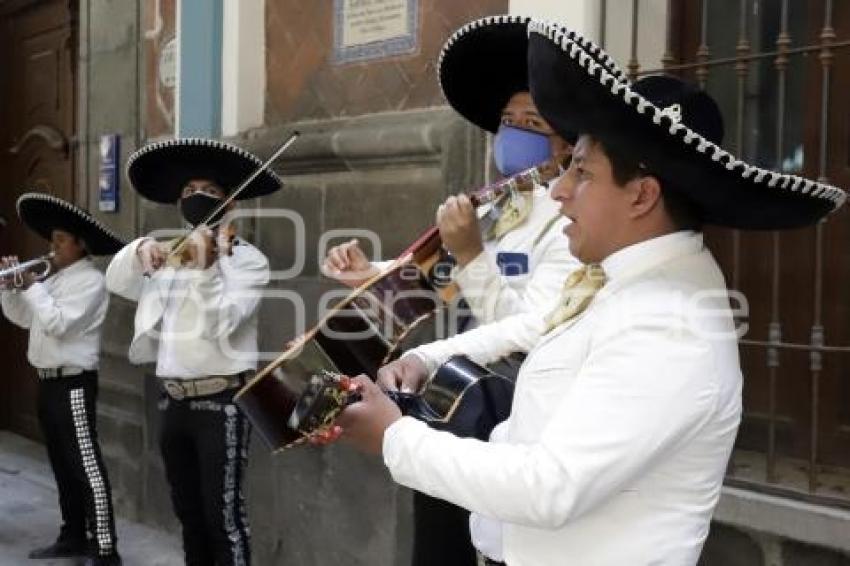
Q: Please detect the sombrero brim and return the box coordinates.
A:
[527,21,846,229]
[439,15,628,135]
[16,193,127,255]
[127,138,283,204]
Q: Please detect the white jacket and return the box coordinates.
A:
[387,231,743,566]
[1,257,107,370]
[456,185,579,324]
[105,237,269,378]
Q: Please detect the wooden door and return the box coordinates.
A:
[0,0,76,439]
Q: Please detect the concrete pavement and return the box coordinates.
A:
[0,432,182,566]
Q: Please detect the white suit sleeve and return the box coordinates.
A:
[384,317,720,528]
[405,309,547,375]
[20,271,107,338]
[454,219,578,324]
[194,245,270,339]
[1,291,33,329]
[105,238,149,302]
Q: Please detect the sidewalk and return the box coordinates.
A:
[0,432,182,566]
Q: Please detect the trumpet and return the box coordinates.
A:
[0,252,55,290]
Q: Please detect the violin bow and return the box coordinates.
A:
[168,131,300,260]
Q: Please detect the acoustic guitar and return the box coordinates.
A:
[236,353,514,452]
[234,155,566,451]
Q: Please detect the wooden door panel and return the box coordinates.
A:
[0,0,75,440]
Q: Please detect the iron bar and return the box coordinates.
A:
[808,0,835,495]
[639,39,850,75]
[628,0,641,80]
[696,0,710,88]
[662,0,675,69]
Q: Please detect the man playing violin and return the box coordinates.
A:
[105,138,282,566]
[1,193,126,565]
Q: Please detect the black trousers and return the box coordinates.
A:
[159,387,251,566]
[37,371,118,558]
[412,491,477,566]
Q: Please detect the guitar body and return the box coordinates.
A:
[235,351,515,451]
[396,355,515,441]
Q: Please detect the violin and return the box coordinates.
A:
[397,152,570,302]
[163,222,238,269]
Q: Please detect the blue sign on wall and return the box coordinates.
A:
[333,0,419,64]
[98,134,120,212]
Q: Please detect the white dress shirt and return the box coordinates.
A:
[1,257,107,370]
[387,231,743,566]
[105,237,269,379]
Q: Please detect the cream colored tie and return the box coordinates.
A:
[484,190,533,240]
[544,264,607,333]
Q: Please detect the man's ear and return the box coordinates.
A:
[628,176,663,219]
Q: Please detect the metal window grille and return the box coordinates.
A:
[601,0,850,509]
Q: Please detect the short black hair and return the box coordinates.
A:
[591,135,704,231]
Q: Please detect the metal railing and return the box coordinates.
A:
[605,0,850,508]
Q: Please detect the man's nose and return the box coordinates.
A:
[550,173,574,201]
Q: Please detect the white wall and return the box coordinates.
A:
[221,0,265,137]
[509,0,600,40]
[509,0,669,73]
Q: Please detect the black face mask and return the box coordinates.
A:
[180,192,225,227]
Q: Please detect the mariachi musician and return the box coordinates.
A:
[1,193,125,565]
[321,15,594,566]
[324,16,578,329]
[105,139,281,566]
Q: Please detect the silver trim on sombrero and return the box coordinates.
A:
[528,20,847,211]
[437,14,629,103]
[125,137,283,188]
[15,192,126,244]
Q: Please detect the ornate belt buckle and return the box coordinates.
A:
[204,377,228,396]
[164,381,186,400]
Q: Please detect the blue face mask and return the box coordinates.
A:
[493,125,552,177]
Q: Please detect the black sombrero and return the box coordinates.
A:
[127,138,283,204]
[438,15,628,134]
[527,20,846,229]
[16,193,127,255]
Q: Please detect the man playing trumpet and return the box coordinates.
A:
[105,138,281,566]
[1,192,126,565]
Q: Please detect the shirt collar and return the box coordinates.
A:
[53,256,92,278]
[600,230,703,282]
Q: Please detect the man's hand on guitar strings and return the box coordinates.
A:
[376,355,428,394]
[336,375,403,455]
[307,376,361,446]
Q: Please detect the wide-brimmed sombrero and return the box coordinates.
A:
[16,193,126,255]
[127,138,282,204]
[438,15,628,134]
[527,20,846,229]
